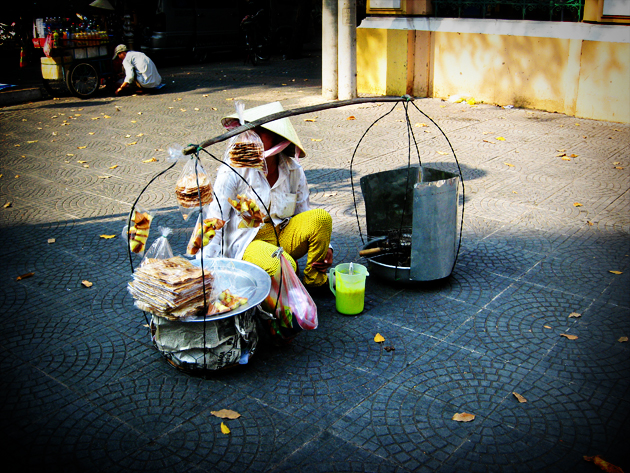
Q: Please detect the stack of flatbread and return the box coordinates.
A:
[228,142,265,170]
[127,256,214,320]
[175,173,214,209]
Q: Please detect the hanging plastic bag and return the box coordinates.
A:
[43,34,53,57]
[142,227,174,266]
[227,187,266,229]
[260,249,318,343]
[186,211,226,256]
[122,205,155,255]
[174,155,214,221]
[224,101,266,172]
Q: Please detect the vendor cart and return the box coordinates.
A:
[33,32,114,99]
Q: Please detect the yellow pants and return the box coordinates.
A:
[242,208,332,287]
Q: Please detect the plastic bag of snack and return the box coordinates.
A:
[174,156,214,221]
[186,212,226,256]
[123,205,155,255]
[224,101,266,172]
[205,260,255,317]
[142,227,174,266]
[259,248,318,344]
[227,187,266,229]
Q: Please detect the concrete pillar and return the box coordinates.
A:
[322,0,338,100]
[338,0,357,100]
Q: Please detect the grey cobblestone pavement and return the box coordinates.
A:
[1,49,629,472]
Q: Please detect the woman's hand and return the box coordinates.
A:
[311,248,333,273]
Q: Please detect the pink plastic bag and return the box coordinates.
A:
[261,251,318,342]
[43,34,53,58]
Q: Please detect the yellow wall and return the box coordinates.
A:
[357,27,630,123]
[575,41,630,122]
[431,32,576,113]
[357,28,409,96]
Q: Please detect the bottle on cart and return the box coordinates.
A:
[53,30,60,48]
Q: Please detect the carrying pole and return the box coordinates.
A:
[183,95,413,156]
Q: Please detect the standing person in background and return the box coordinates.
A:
[113,44,161,95]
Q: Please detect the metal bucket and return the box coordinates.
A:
[360,166,460,282]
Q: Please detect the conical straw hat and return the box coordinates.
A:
[222,102,306,158]
[89,0,115,10]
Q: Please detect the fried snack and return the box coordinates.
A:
[128,210,153,253]
[227,194,264,229]
[175,173,213,209]
[186,218,226,255]
[128,256,214,320]
[207,289,248,316]
[228,141,265,170]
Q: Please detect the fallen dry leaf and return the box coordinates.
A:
[103,115,111,119]
[569,312,581,318]
[556,152,567,157]
[374,333,385,343]
[496,137,506,141]
[618,336,628,343]
[415,123,428,127]
[78,146,87,149]
[614,166,624,170]
[16,272,34,281]
[98,176,111,179]
[48,238,55,244]
[573,202,583,207]
[77,160,87,164]
[136,133,144,137]
[82,280,93,288]
[137,112,143,115]
[544,325,552,329]
[311,138,322,142]
[613,162,621,165]
[384,346,395,352]
[109,165,119,170]
[560,334,578,340]
[587,221,594,226]
[67,153,74,157]
[570,154,578,158]
[347,116,356,120]
[100,235,116,239]
[437,151,449,155]
[14,175,19,178]
[512,392,527,403]
[88,132,95,135]
[504,163,515,167]
[220,422,231,434]
[483,139,495,144]
[3,202,12,208]
[561,157,571,161]
[126,141,138,146]
[211,409,241,419]
[142,158,158,163]
[609,270,623,275]
[211,107,218,111]
[91,117,99,120]
[452,412,475,422]
[304,118,316,122]
[583,455,623,473]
